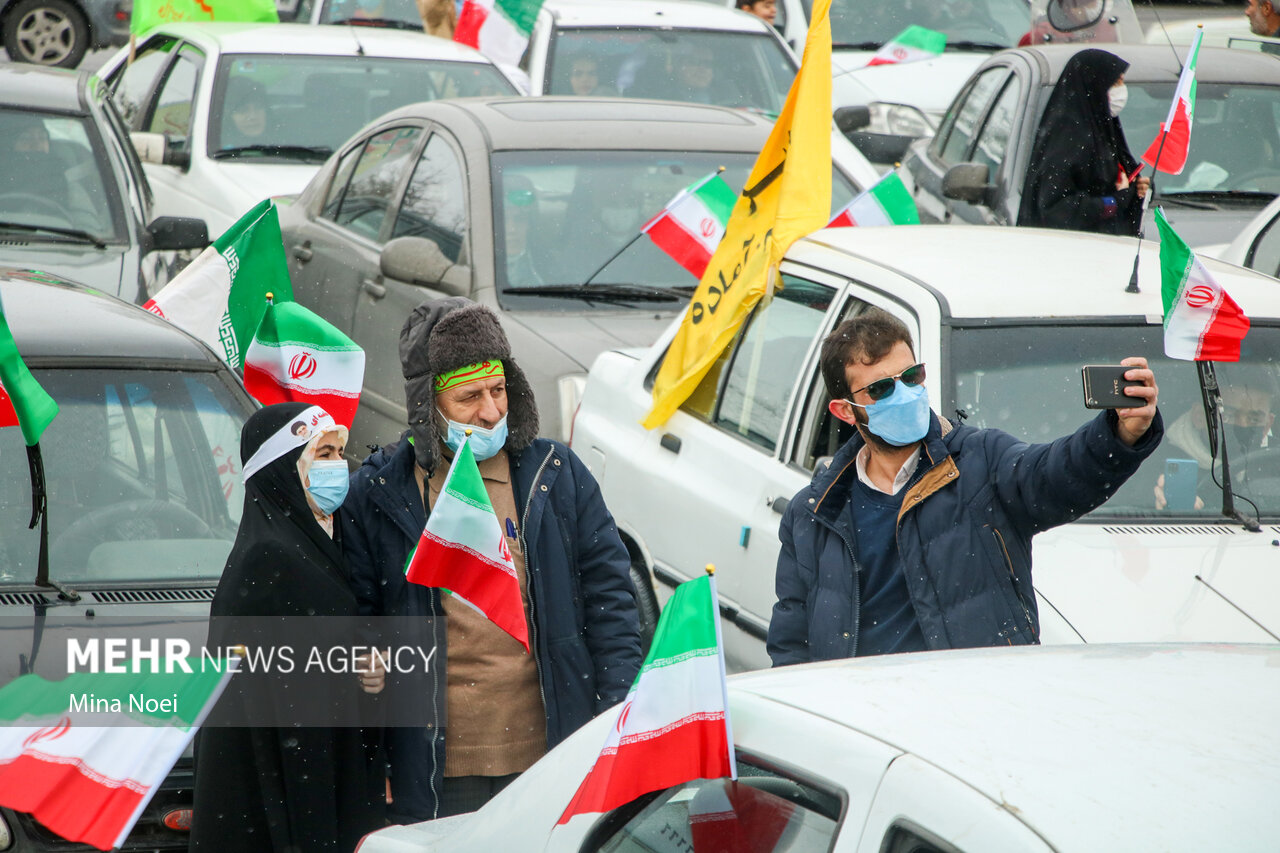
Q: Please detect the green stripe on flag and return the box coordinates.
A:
[0,294,58,446]
[1154,207,1193,323]
[260,302,360,352]
[641,574,718,674]
[494,0,542,38]
[217,200,294,371]
[443,439,495,513]
[694,175,738,227]
[871,174,920,225]
[893,25,946,53]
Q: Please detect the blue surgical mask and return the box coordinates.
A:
[847,381,931,447]
[439,411,509,462]
[306,459,349,515]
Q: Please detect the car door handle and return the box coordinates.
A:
[292,244,313,262]
[769,496,789,515]
[362,279,387,299]
[659,433,681,454]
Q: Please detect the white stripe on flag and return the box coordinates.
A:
[597,651,724,751]
[242,341,364,400]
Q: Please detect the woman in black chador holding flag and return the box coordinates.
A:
[191,402,384,852]
[1018,48,1151,236]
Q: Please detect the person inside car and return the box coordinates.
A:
[767,308,1161,664]
[736,0,778,27]
[1246,0,1280,37]
[220,78,269,149]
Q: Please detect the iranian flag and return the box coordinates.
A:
[144,199,294,371]
[243,301,365,427]
[1142,28,1202,175]
[405,435,529,652]
[131,0,276,35]
[828,172,919,227]
[0,662,235,851]
[866,26,945,67]
[454,0,544,67]
[0,291,58,446]
[558,573,735,824]
[1155,208,1250,361]
[642,173,736,278]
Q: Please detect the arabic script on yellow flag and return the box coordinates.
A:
[642,0,833,429]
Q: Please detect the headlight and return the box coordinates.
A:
[558,373,588,444]
[867,102,936,138]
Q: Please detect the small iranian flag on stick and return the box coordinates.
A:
[1142,27,1202,175]
[866,26,945,67]
[828,172,919,227]
[0,662,235,851]
[0,291,57,446]
[405,435,529,652]
[642,172,736,278]
[558,572,735,825]
[144,199,294,371]
[1155,208,1250,361]
[454,0,544,67]
[243,300,365,427]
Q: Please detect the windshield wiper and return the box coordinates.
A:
[1196,361,1262,532]
[211,145,333,162]
[504,284,690,303]
[1153,193,1219,211]
[834,41,884,50]
[947,40,1008,51]
[1161,189,1275,204]
[0,220,106,249]
[328,16,421,29]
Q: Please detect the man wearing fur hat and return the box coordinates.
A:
[340,297,641,822]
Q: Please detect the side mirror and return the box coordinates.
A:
[834,105,871,135]
[147,216,209,251]
[129,132,191,169]
[380,236,469,297]
[942,163,993,205]
[1046,0,1105,32]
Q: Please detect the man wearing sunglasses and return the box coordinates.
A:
[768,308,1161,664]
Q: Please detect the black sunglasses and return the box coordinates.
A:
[851,363,926,403]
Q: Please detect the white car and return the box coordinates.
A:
[97,23,518,237]
[356,643,1280,852]
[1218,193,1280,276]
[571,225,1280,672]
[1144,14,1280,51]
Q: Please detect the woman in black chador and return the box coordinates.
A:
[191,402,384,852]
[1018,48,1150,236]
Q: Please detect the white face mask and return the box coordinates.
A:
[1108,83,1128,117]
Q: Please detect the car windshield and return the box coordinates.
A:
[951,324,1280,520]
[0,369,252,585]
[208,54,514,160]
[1120,83,1280,198]
[547,29,796,114]
[318,0,423,27]
[491,150,857,308]
[0,109,122,243]
[830,0,1032,50]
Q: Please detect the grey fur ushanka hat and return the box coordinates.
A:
[400,298,539,473]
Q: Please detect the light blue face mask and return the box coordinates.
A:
[846,381,931,447]
[439,411,509,462]
[306,459,350,515]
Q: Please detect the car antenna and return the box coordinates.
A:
[1196,360,1262,532]
[349,24,366,56]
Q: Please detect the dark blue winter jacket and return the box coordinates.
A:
[339,436,641,822]
[767,409,1162,664]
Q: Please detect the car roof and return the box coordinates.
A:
[143,22,495,62]
[792,225,1280,322]
[1016,42,1280,83]
[378,96,773,151]
[542,0,770,33]
[1,272,220,363]
[731,644,1280,850]
[0,65,86,113]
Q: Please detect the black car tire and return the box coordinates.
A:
[4,0,90,68]
[630,565,660,655]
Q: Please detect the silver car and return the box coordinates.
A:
[278,96,878,448]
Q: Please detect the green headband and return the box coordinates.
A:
[434,360,504,393]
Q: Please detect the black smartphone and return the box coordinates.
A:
[1081,365,1143,409]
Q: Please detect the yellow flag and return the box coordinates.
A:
[641,0,832,429]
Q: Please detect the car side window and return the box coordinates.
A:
[321,144,363,221]
[392,132,469,264]
[969,76,1021,182]
[332,126,423,242]
[1246,209,1280,279]
[147,47,204,147]
[938,68,1008,166]
[109,37,178,129]
[682,277,834,454]
[587,764,840,853]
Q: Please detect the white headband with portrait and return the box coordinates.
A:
[241,406,337,483]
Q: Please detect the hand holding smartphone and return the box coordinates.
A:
[1082,365,1144,409]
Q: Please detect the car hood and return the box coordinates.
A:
[831,51,988,117]
[504,309,678,371]
[0,244,128,299]
[1149,197,1274,251]
[208,162,323,223]
[1032,524,1280,644]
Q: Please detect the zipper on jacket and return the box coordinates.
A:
[992,527,1035,638]
[518,446,556,729]
[427,586,441,818]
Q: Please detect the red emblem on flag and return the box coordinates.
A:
[1185,285,1216,309]
[23,717,71,748]
[498,533,512,563]
[289,352,318,380]
[892,46,907,60]
[700,217,716,238]
[616,700,633,733]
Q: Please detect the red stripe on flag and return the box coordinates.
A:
[0,382,17,430]
[645,214,712,278]
[828,208,856,228]
[558,715,731,824]
[242,364,361,428]
[453,0,487,48]
[1196,291,1251,362]
[1141,102,1190,175]
[407,533,530,652]
[0,752,147,850]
